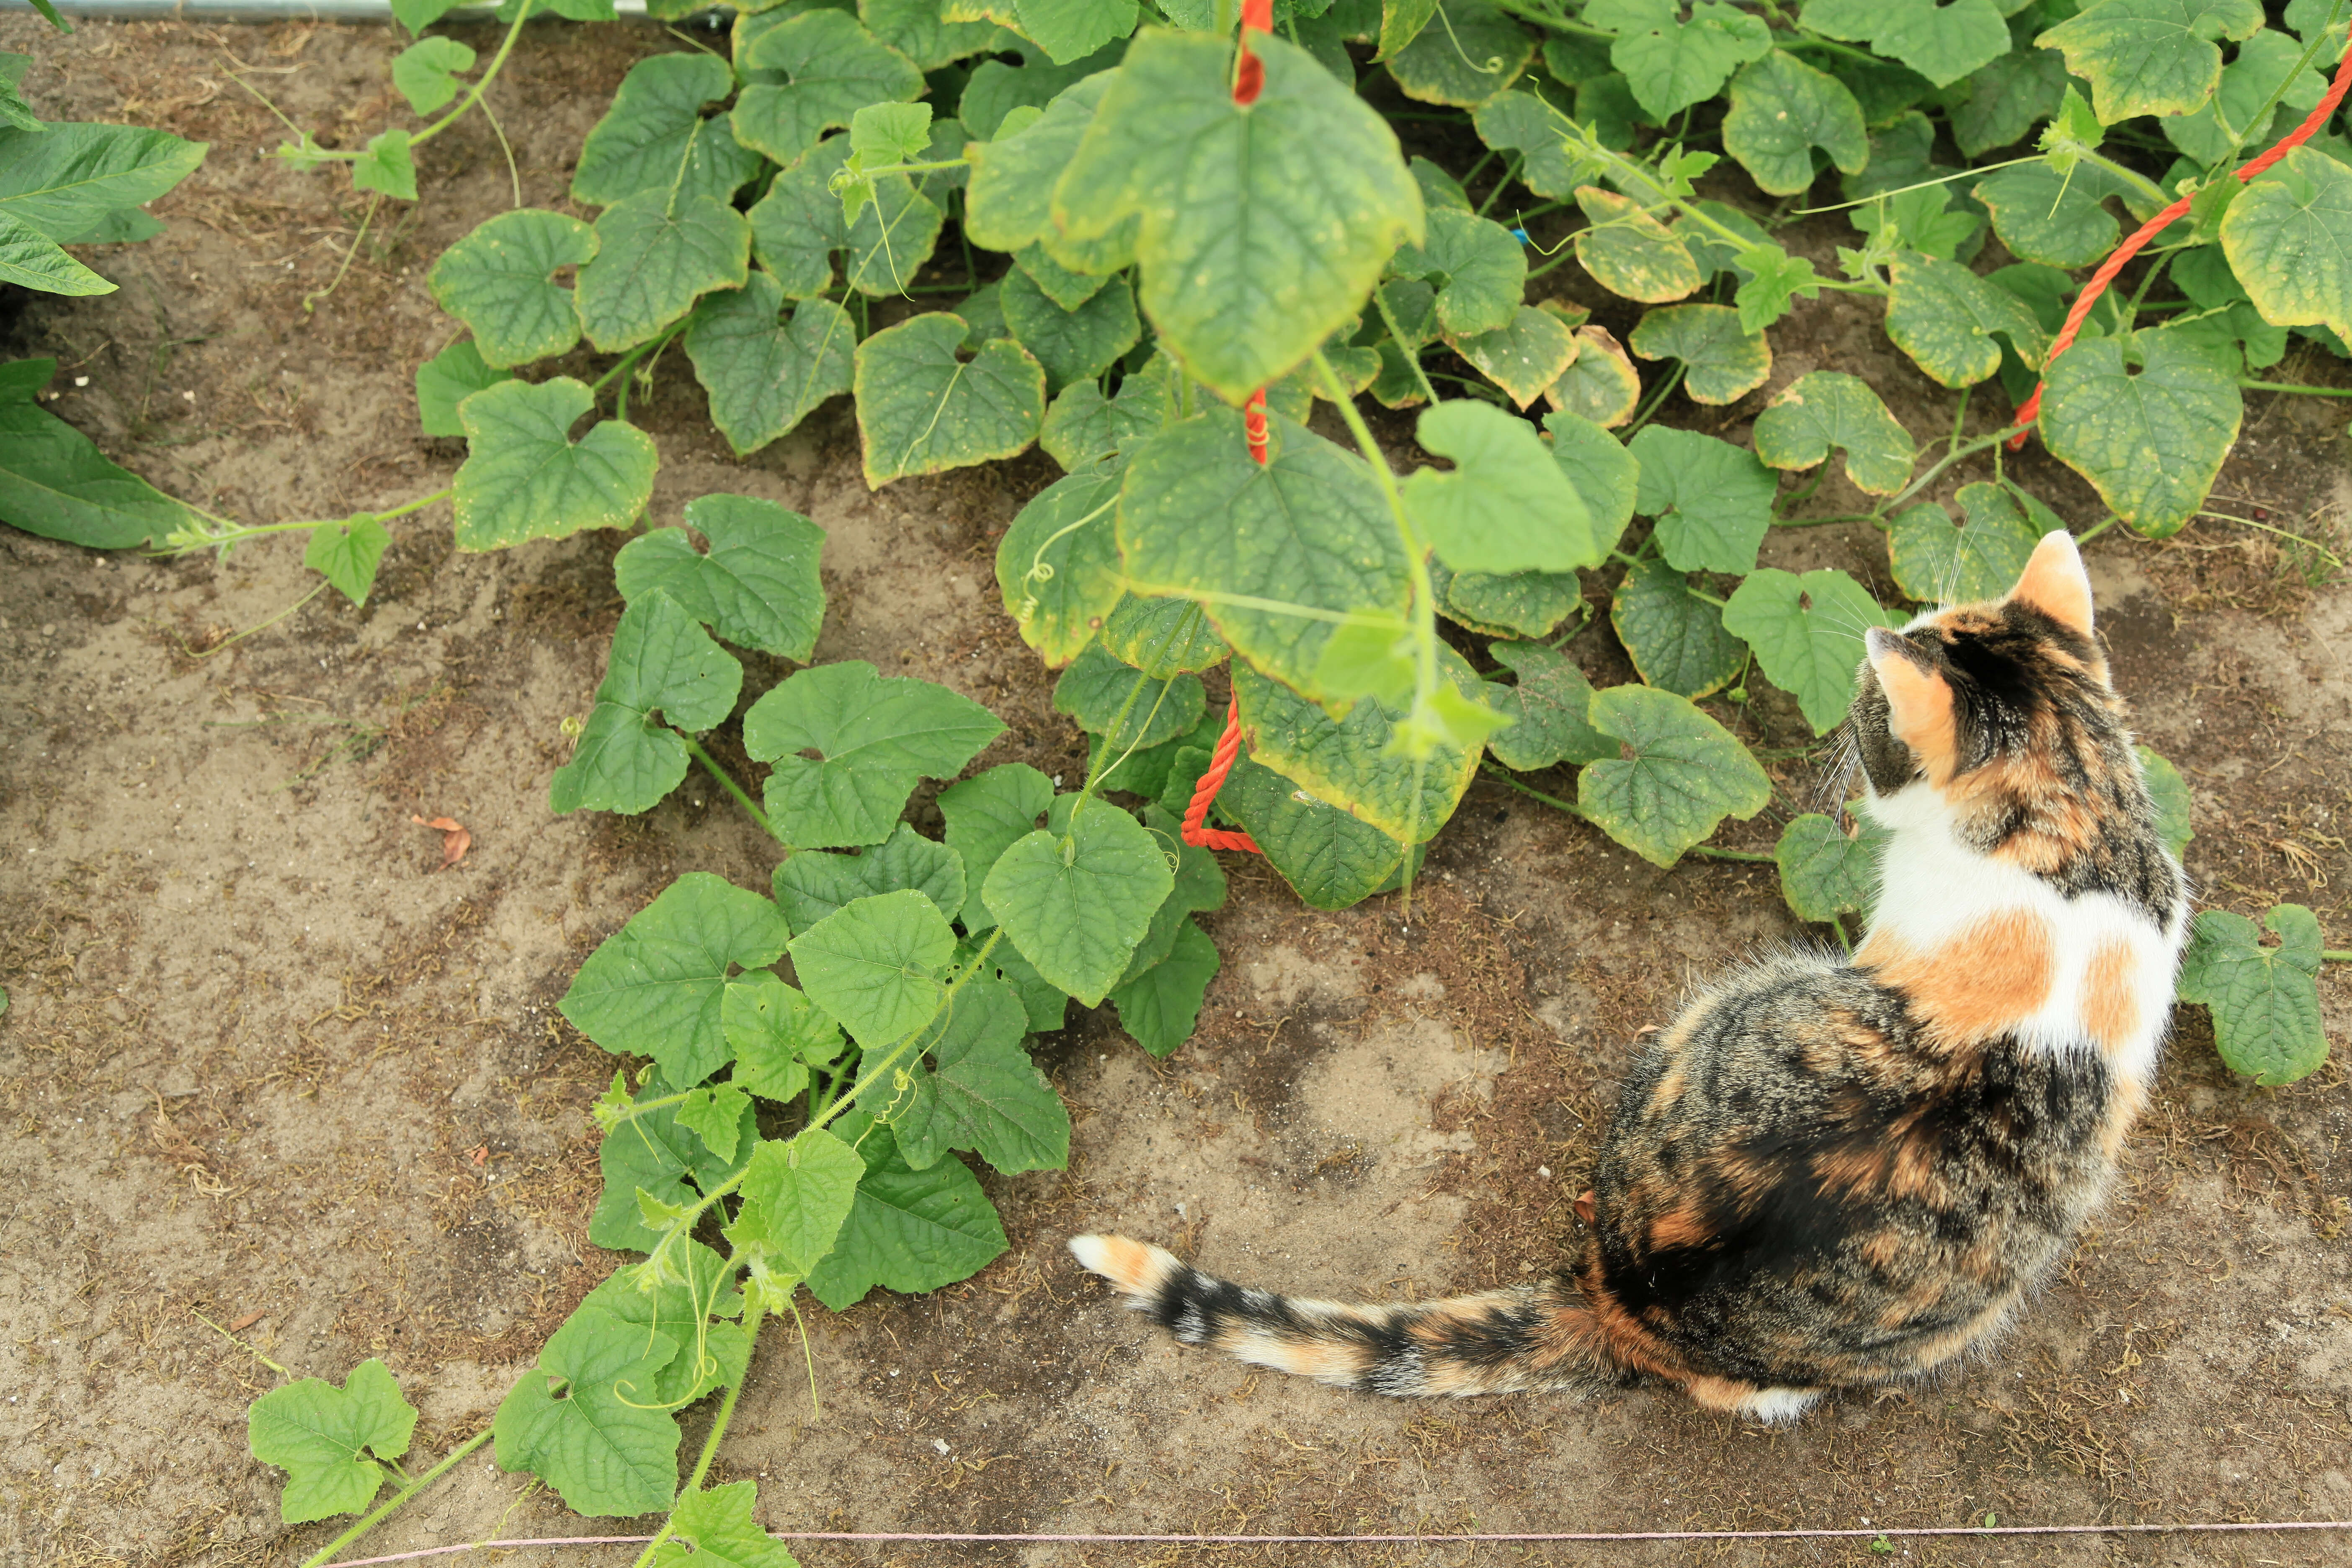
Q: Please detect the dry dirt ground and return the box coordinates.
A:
[4,14,2352,1568]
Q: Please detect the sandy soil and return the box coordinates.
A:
[3,15,2350,1568]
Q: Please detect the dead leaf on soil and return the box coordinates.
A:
[228,1310,265,1332]
[411,815,471,869]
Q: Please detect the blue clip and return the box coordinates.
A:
[1511,227,1531,243]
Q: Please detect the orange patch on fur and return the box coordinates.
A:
[1874,652,1958,782]
[1079,1235,1167,1295]
[2082,936,2141,1057]
[1859,910,2055,1046]
[1573,1262,1689,1381]
[1682,1375,1762,1412]
[1647,1207,1714,1251]
[1811,1143,1893,1198]
[1233,1332,1366,1383]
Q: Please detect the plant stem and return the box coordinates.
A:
[593,325,688,400]
[1372,288,1442,407]
[1875,430,2009,516]
[303,191,380,315]
[295,1428,495,1568]
[1483,766,1772,860]
[2239,380,2352,397]
[1688,843,1774,863]
[817,928,1006,1134]
[679,734,778,838]
[2200,511,2347,568]
[2072,148,2170,214]
[413,0,534,147]
[627,1302,766,1568]
[2074,514,2120,544]
[1623,361,1686,436]
[2323,950,2352,963]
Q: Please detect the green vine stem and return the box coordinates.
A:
[158,487,454,558]
[294,1428,495,1568]
[410,0,535,148]
[2241,380,2352,397]
[626,1302,767,1568]
[679,733,779,839]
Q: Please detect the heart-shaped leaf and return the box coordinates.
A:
[1578,683,1770,865]
[452,377,658,549]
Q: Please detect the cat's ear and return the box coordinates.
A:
[2006,529,2094,637]
[1866,627,1956,777]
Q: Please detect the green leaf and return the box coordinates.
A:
[1948,45,2068,159]
[352,129,416,202]
[1721,567,1893,734]
[1378,0,1439,58]
[452,377,658,552]
[1730,246,1824,336]
[1885,482,2050,603]
[656,1481,799,1568]
[677,1084,753,1165]
[995,465,1125,665]
[550,591,743,818]
[1774,811,1884,923]
[853,313,1047,487]
[1627,304,1770,405]
[1721,50,1866,197]
[0,208,110,295]
[1972,161,2129,269]
[2177,905,2328,1085]
[725,972,845,1102]
[2220,147,2352,351]
[1015,240,1117,312]
[0,365,191,547]
[1216,751,1421,908]
[1109,917,1221,1055]
[965,74,1115,250]
[896,975,1070,1171]
[731,10,925,165]
[1002,268,1141,394]
[1850,186,1983,267]
[804,1116,1008,1309]
[2040,328,2241,538]
[2163,28,2329,167]
[1628,426,1774,575]
[726,1127,866,1277]
[1039,369,1171,471]
[1884,251,2047,388]
[983,802,1173,1005]
[1054,642,1207,750]
[1439,561,1582,638]
[864,0,1019,69]
[1572,186,1702,304]
[414,339,512,438]
[774,822,967,933]
[1117,408,1408,709]
[1016,0,1139,63]
[1405,400,1598,575]
[1390,207,1526,338]
[560,872,788,1083]
[493,1304,681,1517]
[789,888,958,1044]
[1546,324,1643,427]
[1579,683,1770,866]
[1235,652,1484,843]
[426,209,597,369]
[0,121,206,240]
[963,48,1124,140]
[248,1361,416,1524]
[1609,554,1747,697]
[1588,0,1772,119]
[575,1241,747,1406]
[392,0,465,31]
[1446,305,1582,408]
[743,661,1007,848]
[683,279,854,459]
[939,763,1055,928]
[573,54,749,206]
[1751,371,1917,495]
[1386,0,1533,106]
[588,1067,757,1251]
[1051,31,1423,402]
[391,36,476,116]
[304,516,392,608]
[2036,0,2264,122]
[577,191,750,353]
[1472,90,1605,201]
[2137,744,2194,859]
[1802,0,2009,87]
[0,53,39,133]
[614,493,827,661]
[1485,638,1612,770]
[1100,592,1231,676]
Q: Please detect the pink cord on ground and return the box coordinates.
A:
[317,1519,2352,1564]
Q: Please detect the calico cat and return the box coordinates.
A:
[1071,531,2187,1422]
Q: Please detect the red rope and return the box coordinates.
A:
[2007,33,2352,449]
[1182,6,1280,856]
[1181,695,1261,852]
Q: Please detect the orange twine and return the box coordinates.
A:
[2008,33,2352,448]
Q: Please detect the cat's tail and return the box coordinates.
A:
[1067,1234,1640,1398]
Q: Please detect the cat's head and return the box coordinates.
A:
[1846,530,2122,813]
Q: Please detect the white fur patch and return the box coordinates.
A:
[1739,1386,1823,1424]
[1860,784,2186,1091]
